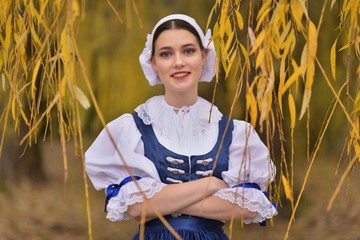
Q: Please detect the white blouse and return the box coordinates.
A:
[85,96,277,224]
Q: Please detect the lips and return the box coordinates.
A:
[171,72,190,78]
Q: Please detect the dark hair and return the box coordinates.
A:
[151,19,204,56]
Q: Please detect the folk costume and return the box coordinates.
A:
[85,14,277,240]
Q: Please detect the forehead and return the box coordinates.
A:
[154,29,199,49]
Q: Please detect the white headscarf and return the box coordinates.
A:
[139,14,216,86]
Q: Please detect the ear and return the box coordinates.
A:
[201,49,208,66]
[151,57,158,72]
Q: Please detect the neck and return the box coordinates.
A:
[164,91,198,108]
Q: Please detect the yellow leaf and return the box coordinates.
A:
[257,0,272,21]
[306,60,315,88]
[300,43,307,80]
[225,31,234,53]
[248,27,256,49]
[281,29,295,59]
[11,97,16,120]
[330,38,337,80]
[72,0,80,20]
[350,1,359,23]
[15,29,28,50]
[235,10,243,30]
[257,76,266,100]
[339,43,349,52]
[225,17,232,36]
[30,27,42,47]
[219,16,228,39]
[0,50,3,70]
[2,73,5,91]
[280,21,292,45]
[14,14,29,52]
[212,22,221,57]
[225,50,237,77]
[16,13,25,31]
[278,59,286,115]
[250,30,266,54]
[354,91,360,106]
[299,88,311,119]
[21,54,28,77]
[255,8,271,32]
[255,48,265,69]
[55,0,62,11]
[20,108,30,126]
[4,13,12,53]
[31,58,42,99]
[29,0,50,33]
[298,0,309,20]
[73,85,91,109]
[60,76,66,97]
[246,89,258,127]
[291,0,304,31]
[240,43,250,69]
[282,64,305,94]
[61,28,70,63]
[39,0,50,17]
[307,21,318,58]
[220,40,228,72]
[288,93,296,129]
[281,174,293,202]
[272,29,282,58]
[306,20,317,89]
[220,0,229,27]
[49,54,61,62]
[260,76,274,123]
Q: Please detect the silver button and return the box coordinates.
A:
[166,157,184,165]
[196,158,213,166]
[167,167,185,175]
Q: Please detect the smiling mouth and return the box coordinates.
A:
[171,72,190,78]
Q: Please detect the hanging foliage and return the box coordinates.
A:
[208,0,359,239]
[0,0,359,239]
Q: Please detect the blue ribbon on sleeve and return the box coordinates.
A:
[232,182,277,226]
[104,176,142,212]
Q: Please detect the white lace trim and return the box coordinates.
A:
[214,188,277,224]
[134,97,223,137]
[106,178,166,221]
[135,104,152,125]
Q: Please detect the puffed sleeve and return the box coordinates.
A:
[85,114,166,221]
[213,120,277,224]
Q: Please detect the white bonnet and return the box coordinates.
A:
[139,14,216,86]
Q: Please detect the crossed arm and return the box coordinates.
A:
[126,176,257,222]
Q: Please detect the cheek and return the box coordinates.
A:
[152,58,171,73]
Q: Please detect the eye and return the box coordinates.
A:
[184,48,196,55]
[159,51,172,58]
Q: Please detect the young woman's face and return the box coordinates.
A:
[151,29,207,95]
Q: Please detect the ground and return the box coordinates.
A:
[0,141,359,240]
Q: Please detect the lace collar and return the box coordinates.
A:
[134,96,223,136]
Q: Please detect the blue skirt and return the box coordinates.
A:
[132,215,228,240]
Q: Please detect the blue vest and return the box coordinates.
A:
[132,112,234,184]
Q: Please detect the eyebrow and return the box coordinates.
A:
[158,43,197,51]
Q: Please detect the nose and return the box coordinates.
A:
[173,53,185,68]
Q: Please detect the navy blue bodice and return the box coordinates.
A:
[132,112,234,184]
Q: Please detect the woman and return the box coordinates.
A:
[85,14,277,240]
